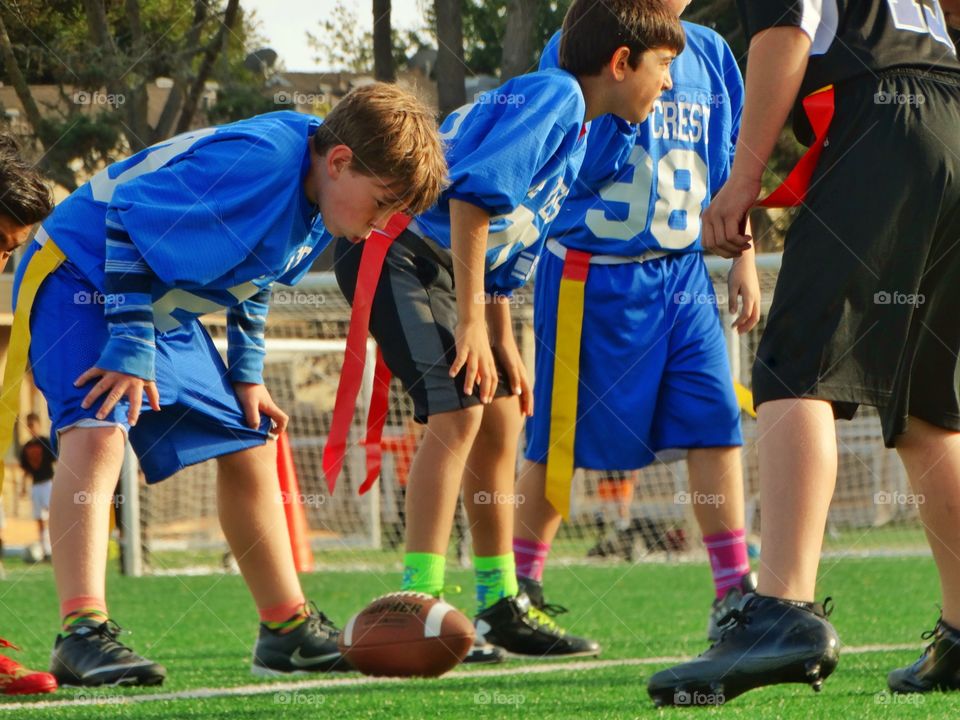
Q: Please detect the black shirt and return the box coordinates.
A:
[738,0,960,133]
[19,436,56,484]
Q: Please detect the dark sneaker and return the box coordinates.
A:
[251,603,350,676]
[461,635,505,664]
[50,621,166,687]
[517,575,602,642]
[475,594,600,658]
[888,617,960,693]
[647,594,840,706]
[707,572,757,643]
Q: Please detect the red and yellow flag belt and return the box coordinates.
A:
[0,234,67,493]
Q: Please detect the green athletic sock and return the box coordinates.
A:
[401,552,446,596]
[62,608,109,632]
[475,553,519,613]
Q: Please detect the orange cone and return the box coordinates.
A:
[276,432,315,572]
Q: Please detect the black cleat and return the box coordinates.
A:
[475,594,600,658]
[707,572,757,643]
[251,603,351,676]
[50,621,166,687]
[888,617,960,693]
[647,594,840,706]
[461,635,505,664]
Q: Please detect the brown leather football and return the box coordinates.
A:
[338,592,475,677]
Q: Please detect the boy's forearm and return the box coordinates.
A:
[226,286,271,384]
[731,27,811,182]
[486,296,514,344]
[449,198,490,326]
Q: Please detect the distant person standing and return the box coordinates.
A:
[19,413,54,560]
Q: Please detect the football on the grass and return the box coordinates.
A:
[339,592,474,677]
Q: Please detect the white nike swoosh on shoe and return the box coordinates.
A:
[290,647,341,668]
[82,660,157,678]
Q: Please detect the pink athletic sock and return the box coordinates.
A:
[513,538,551,582]
[703,529,751,599]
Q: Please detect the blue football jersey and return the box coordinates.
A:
[541,23,744,256]
[412,68,587,293]
[42,111,331,331]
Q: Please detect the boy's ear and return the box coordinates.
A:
[608,46,632,81]
[325,144,354,177]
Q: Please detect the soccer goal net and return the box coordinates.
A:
[128,254,927,576]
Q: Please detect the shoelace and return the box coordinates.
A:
[537,602,570,618]
[305,601,339,639]
[525,606,567,636]
[84,620,135,657]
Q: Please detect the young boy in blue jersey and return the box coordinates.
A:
[334,0,684,661]
[3,84,447,686]
[514,0,759,648]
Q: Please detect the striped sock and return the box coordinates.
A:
[259,598,308,634]
[703,528,751,599]
[61,596,108,632]
[475,553,519,613]
[513,537,551,582]
[401,552,445,597]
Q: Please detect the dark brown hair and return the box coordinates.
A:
[560,0,686,76]
[0,134,53,226]
[313,83,448,216]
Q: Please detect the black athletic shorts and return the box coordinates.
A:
[334,231,510,423]
[753,68,960,447]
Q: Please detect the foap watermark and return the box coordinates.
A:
[875,690,924,706]
[674,89,727,107]
[73,90,126,107]
[73,290,125,306]
[674,689,725,706]
[473,490,525,506]
[874,291,924,306]
[673,291,722,306]
[274,90,330,106]
[474,690,525,706]
[274,690,327,706]
[74,491,124,505]
[273,290,327,307]
[874,491,924,506]
[279,490,326,508]
[674,491,725,507]
[874,90,925,106]
[473,291,525,306]
[475,91,526,107]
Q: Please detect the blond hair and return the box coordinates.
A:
[313,83,448,216]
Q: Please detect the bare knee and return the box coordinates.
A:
[425,405,484,448]
[897,416,958,457]
[474,397,523,451]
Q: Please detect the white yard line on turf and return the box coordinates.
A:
[0,643,922,711]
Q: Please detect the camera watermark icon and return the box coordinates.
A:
[273,290,326,307]
[74,491,124,505]
[673,291,721,306]
[674,491,725,507]
[279,491,326,508]
[474,690,525,705]
[274,90,329,106]
[475,92,526,107]
[874,91,925,106]
[875,690,924,705]
[873,291,924,306]
[72,90,126,107]
[274,691,326,705]
[674,689,725,705]
[73,290,126,306]
[874,491,924,506]
[473,490,525,506]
